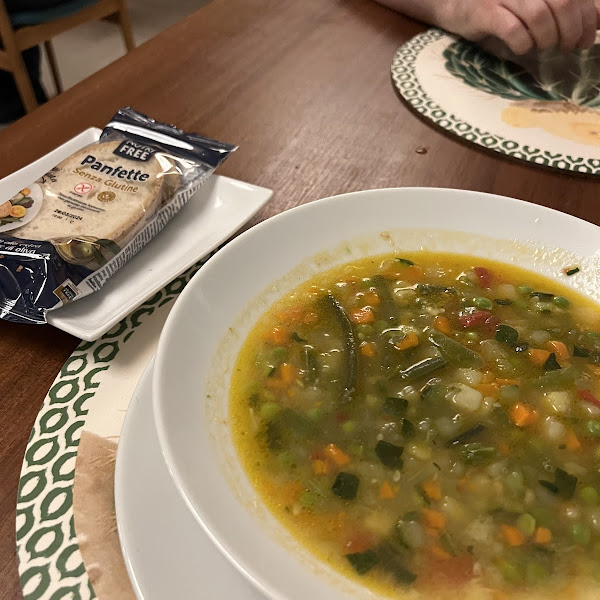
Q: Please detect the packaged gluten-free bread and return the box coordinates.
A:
[0,108,236,324]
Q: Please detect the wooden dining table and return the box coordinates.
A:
[1,0,600,597]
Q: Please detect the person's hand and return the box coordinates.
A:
[438,0,600,55]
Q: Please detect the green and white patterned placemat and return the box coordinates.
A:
[15,255,212,600]
[392,29,600,174]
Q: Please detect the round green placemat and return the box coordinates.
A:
[15,255,212,600]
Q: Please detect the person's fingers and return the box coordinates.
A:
[544,0,584,50]
[505,0,559,49]
[577,0,597,48]
[493,6,536,54]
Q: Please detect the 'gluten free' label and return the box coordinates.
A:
[112,140,158,162]
[73,182,93,195]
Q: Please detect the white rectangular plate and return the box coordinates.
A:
[0,128,272,340]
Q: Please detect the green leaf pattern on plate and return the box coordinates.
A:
[391,29,600,175]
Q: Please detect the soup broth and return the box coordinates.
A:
[230,252,600,599]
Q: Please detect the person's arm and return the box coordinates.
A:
[375,0,600,55]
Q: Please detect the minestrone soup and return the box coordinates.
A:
[230,253,600,599]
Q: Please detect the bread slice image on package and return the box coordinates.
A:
[0,108,236,324]
[15,143,173,243]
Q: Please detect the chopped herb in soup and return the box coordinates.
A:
[230,253,600,599]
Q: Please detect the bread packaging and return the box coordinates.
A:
[0,108,236,324]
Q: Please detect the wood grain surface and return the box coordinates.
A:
[1,0,600,597]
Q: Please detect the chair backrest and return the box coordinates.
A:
[0,0,40,112]
[0,0,133,115]
[0,0,20,68]
[0,0,15,47]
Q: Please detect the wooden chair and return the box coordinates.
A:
[0,0,134,114]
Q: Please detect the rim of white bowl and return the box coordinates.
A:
[152,186,600,600]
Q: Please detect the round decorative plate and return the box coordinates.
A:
[392,29,600,175]
[114,358,265,600]
[15,260,207,600]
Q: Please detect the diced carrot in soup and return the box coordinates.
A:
[566,430,581,452]
[266,326,287,345]
[379,481,396,499]
[362,291,380,306]
[529,348,550,366]
[360,341,377,357]
[396,264,425,283]
[351,307,374,324]
[422,478,442,501]
[434,315,452,334]
[547,340,569,361]
[324,443,350,466]
[279,363,298,383]
[475,382,500,398]
[500,525,525,546]
[509,403,539,427]
[422,509,445,530]
[535,527,552,545]
[344,530,375,555]
[393,331,419,351]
